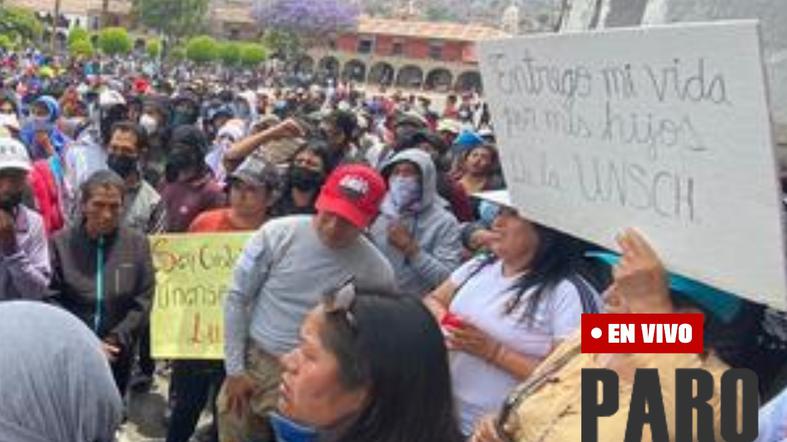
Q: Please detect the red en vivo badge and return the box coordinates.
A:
[581,313,704,353]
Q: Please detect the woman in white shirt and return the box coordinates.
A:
[425,190,601,436]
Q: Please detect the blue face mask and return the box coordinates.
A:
[26,116,53,134]
[389,175,421,212]
[269,412,319,442]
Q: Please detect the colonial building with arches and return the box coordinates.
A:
[300,17,509,93]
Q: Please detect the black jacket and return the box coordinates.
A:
[48,223,155,350]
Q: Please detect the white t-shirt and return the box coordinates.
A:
[448,256,596,435]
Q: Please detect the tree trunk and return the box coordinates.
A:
[102,0,109,28]
[51,0,61,52]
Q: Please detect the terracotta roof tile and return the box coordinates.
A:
[356,16,509,41]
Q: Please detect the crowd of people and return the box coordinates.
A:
[0,49,786,442]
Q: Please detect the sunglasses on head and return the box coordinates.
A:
[323,277,358,332]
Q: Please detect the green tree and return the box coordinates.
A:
[98,27,132,55]
[425,6,458,22]
[68,27,89,45]
[69,38,94,57]
[239,43,267,67]
[261,30,301,60]
[219,41,241,66]
[0,35,14,51]
[0,6,43,44]
[185,35,218,64]
[146,38,162,59]
[132,0,210,40]
[169,45,186,61]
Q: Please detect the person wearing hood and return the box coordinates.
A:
[205,118,247,184]
[22,96,71,235]
[0,137,51,300]
[0,301,123,442]
[20,95,69,161]
[48,170,155,395]
[159,125,226,232]
[234,91,258,123]
[370,149,463,297]
[397,129,474,223]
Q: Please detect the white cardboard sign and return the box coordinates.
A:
[478,21,787,310]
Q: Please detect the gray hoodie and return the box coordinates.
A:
[371,149,463,297]
[0,301,122,442]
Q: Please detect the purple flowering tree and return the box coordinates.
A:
[253,0,360,38]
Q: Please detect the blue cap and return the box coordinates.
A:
[586,251,744,323]
[453,130,485,152]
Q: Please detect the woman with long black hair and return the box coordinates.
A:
[424,190,602,437]
[274,284,463,442]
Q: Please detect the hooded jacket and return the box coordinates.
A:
[20,96,69,160]
[370,149,463,297]
[0,302,122,442]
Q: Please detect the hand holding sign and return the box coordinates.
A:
[479,21,787,310]
[604,229,672,315]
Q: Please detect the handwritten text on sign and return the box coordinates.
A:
[149,233,250,360]
[478,21,787,309]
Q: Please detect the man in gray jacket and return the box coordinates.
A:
[370,148,463,297]
[0,136,50,300]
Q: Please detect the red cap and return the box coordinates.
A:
[134,78,150,94]
[315,164,387,229]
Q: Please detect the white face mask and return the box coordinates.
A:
[139,114,158,135]
[0,113,19,129]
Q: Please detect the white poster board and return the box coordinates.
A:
[478,21,787,310]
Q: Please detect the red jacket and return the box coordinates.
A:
[28,160,64,235]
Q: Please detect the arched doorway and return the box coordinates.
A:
[368,62,395,86]
[342,59,367,83]
[55,31,67,51]
[395,65,424,89]
[456,71,483,93]
[317,56,340,79]
[425,68,453,92]
[134,38,146,52]
[293,55,315,75]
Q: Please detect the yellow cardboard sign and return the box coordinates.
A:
[149,233,251,359]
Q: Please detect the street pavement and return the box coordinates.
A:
[116,371,212,442]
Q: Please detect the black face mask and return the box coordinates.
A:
[107,153,138,179]
[0,192,23,213]
[289,166,324,192]
[172,110,196,127]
